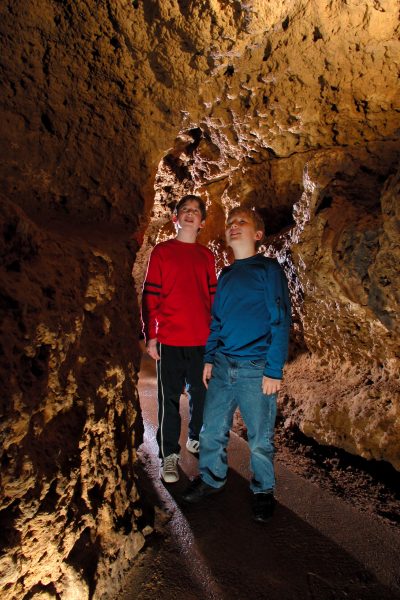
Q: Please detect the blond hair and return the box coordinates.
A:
[226,206,265,248]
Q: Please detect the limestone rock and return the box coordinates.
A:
[1,0,399,597]
[0,198,144,599]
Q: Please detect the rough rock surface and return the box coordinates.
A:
[284,161,400,468]
[133,0,400,471]
[0,0,399,598]
[0,199,145,599]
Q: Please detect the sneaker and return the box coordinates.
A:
[160,453,179,483]
[186,438,200,454]
[181,476,224,504]
[252,492,276,522]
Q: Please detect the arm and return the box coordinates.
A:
[203,278,223,366]
[202,259,219,387]
[146,338,160,360]
[207,252,218,307]
[262,376,281,395]
[263,263,291,380]
[141,248,162,350]
[203,363,213,388]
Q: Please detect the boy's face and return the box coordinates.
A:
[174,200,205,232]
[225,211,263,248]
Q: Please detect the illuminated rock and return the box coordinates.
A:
[0,0,399,597]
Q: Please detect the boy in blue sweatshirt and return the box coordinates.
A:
[182,206,291,522]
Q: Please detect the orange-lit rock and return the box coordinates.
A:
[0,198,145,598]
[0,0,399,597]
[285,155,400,469]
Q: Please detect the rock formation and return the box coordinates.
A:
[0,0,399,598]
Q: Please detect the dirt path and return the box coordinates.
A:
[119,351,400,600]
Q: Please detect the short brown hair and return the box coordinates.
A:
[226,206,265,247]
[175,195,207,221]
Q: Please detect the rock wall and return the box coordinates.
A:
[0,0,399,598]
[131,0,400,471]
[285,151,400,469]
[0,199,146,599]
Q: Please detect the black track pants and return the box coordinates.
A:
[156,343,206,459]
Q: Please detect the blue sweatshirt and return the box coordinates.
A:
[204,254,291,379]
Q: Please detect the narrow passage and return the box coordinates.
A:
[120,348,400,600]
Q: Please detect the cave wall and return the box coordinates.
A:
[0,199,146,599]
[132,0,400,468]
[0,0,399,598]
[1,1,152,597]
[284,149,400,468]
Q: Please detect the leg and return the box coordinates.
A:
[199,353,237,489]
[184,345,206,442]
[156,344,186,459]
[236,360,277,493]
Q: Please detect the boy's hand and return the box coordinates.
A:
[262,376,281,395]
[203,363,213,388]
[146,339,160,360]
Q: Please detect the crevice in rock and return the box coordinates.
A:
[66,527,100,596]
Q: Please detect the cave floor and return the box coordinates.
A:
[119,349,400,600]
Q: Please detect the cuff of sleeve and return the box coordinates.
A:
[148,330,156,342]
[263,368,283,380]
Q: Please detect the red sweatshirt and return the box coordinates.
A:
[141,239,217,346]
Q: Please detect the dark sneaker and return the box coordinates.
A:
[181,476,224,504]
[252,492,276,522]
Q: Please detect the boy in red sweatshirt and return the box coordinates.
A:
[141,195,217,483]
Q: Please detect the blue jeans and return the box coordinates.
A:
[199,352,277,493]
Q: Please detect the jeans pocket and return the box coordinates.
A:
[249,359,265,369]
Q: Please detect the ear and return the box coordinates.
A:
[254,230,263,241]
[198,220,205,230]
[172,214,178,224]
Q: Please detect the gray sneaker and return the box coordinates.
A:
[160,453,179,483]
